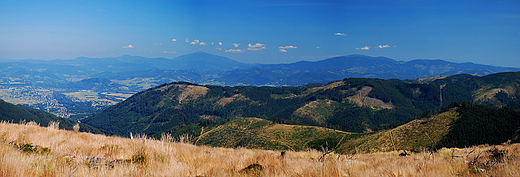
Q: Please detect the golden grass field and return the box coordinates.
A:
[1,121,519,177]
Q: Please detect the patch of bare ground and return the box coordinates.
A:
[347,86,394,109]
[293,99,337,125]
[176,85,208,103]
[1,121,519,176]
[217,94,248,106]
[304,81,345,95]
[413,74,454,84]
[473,86,516,104]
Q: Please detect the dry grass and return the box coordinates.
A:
[1,121,519,177]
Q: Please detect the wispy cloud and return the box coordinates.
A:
[154,43,162,46]
[279,49,288,52]
[225,49,243,52]
[247,43,266,51]
[356,46,370,50]
[232,43,240,47]
[190,39,200,45]
[248,43,265,48]
[123,45,135,48]
[377,44,391,48]
[171,39,177,42]
[279,45,297,49]
[335,32,346,36]
[185,38,189,42]
[162,51,176,53]
[199,42,207,45]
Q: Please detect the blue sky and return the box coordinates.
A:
[1,0,519,67]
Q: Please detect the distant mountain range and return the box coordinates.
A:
[1,52,519,90]
[219,54,520,85]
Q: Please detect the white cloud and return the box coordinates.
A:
[190,39,200,45]
[377,44,391,48]
[279,45,297,49]
[123,45,135,48]
[356,46,370,50]
[216,48,222,50]
[171,39,177,42]
[335,32,346,36]
[185,38,189,42]
[219,42,222,46]
[225,49,243,52]
[162,51,176,53]
[247,43,266,51]
[232,43,240,47]
[248,43,265,48]
[279,49,288,52]
[199,42,207,45]
[317,46,320,49]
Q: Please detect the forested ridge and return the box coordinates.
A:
[83,72,520,139]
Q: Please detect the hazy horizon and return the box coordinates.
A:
[1,0,519,67]
[1,52,517,69]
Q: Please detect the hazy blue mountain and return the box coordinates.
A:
[218,55,520,85]
[1,53,518,88]
[46,52,254,75]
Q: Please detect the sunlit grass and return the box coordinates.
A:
[1,121,518,176]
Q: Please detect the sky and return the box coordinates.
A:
[1,0,519,67]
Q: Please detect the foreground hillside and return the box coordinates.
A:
[1,121,519,176]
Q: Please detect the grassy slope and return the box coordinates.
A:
[2,121,519,176]
[191,103,519,154]
[194,118,354,151]
[191,111,458,154]
[336,109,460,153]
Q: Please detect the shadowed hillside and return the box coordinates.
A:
[0,99,103,134]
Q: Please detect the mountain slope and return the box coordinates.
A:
[82,78,440,136]
[172,102,519,153]
[0,99,103,134]
[83,72,520,138]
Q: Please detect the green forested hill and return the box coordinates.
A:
[0,99,103,134]
[83,72,520,139]
[83,79,439,136]
[160,102,519,153]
